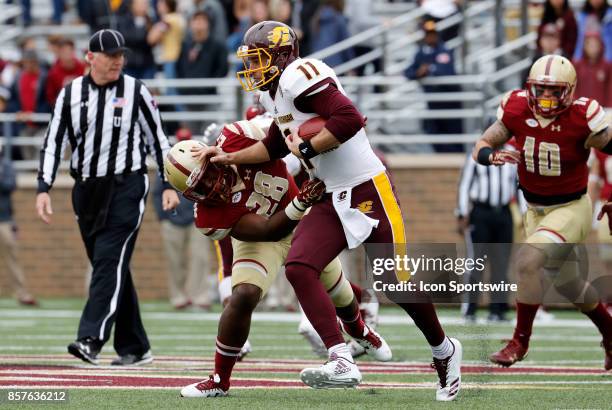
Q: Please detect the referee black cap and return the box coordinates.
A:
[89,29,128,55]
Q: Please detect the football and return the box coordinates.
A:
[298,116,326,140]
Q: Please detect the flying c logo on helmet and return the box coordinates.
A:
[268,26,292,48]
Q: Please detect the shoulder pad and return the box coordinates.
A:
[280,58,335,98]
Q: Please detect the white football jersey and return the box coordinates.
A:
[259,58,384,191]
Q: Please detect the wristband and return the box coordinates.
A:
[284,198,307,221]
[477,147,494,165]
[298,140,318,160]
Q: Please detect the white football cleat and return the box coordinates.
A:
[298,316,327,358]
[300,353,362,389]
[181,374,228,398]
[237,339,252,361]
[340,322,392,362]
[432,337,462,401]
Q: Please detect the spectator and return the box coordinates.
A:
[0,148,37,306]
[46,38,86,108]
[345,0,383,76]
[176,10,228,132]
[153,128,218,310]
[404,20,463,152]
[291,0,321,56]
[523,23,565,84]
[226,0,269,55]
[574,32,612,105]
[269,0,292,25]
[537,0,578,58]
[419,0,462,42]
[148,0,185,88]
[53,0,65,24]
[195,0,229,44]
[82,0,131,34]
[310,0,354,67]
[574,0,612,61]
[10,50,50,159]
[117,0,156,79]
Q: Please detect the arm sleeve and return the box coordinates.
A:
[262,120,290,159]
[294,78,365,143]
[37,86,70,193]
[138,84,172,189]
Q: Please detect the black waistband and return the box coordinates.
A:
[472,202,510,210]
[70,168,146,182]
[519,186,586,206]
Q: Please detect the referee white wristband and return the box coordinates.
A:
[285,198,308,221]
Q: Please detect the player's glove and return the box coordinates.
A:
[597,201,612,235]
[490,150,521,166]
[297,178,326,207]
[285,178,326,221]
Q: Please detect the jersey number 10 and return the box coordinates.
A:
[524,136,561,177]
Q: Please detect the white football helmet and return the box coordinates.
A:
[164,140,236,205]
[526,54,576,117]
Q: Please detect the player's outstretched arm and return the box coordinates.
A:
[230,179,326,242]
[209,141,271,165]
[472,120,519,166]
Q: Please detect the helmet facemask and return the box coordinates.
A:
[236,46,280,91]
[526,80,574,118]
[182,160,236,206]
[236,21,299,92]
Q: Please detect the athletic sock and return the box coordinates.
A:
[512,302,540,348]
[328,343,354,362]
[214,338,240,388]
[336,298,366,338]
[583,302,612,340]
[431,336,454,359]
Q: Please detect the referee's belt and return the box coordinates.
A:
[472,202,509,212]
[70,168,146,182]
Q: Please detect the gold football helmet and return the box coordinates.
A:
[236,20,299,92]
[164,140,236,205]
[526,54,576,117]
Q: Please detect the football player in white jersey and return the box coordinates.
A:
[202,21,463,400]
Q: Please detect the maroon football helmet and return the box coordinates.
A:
[236,20,299,92]
[183,160,236,206]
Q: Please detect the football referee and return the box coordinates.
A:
[35,29,180,365]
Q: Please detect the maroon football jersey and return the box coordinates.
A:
[498,90,607,203]
[594,150,612,200]
[195,121,298,240]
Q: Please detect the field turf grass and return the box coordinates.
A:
[0,298,610,409]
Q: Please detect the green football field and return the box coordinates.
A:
[0,298,610,409]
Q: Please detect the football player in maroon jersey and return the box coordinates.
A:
[473,54,612,370]
[165,119,391,397]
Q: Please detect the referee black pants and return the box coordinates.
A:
[465,204,513,316]
[71,172,150,356]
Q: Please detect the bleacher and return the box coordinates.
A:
[0,0,549,167]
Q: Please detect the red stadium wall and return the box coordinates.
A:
[0,154,465,299]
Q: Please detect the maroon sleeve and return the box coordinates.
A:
[262,120,290,159]
[294,78,365,143]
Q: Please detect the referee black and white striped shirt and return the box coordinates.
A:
[456,149,522,218]
[37,73,170,193]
